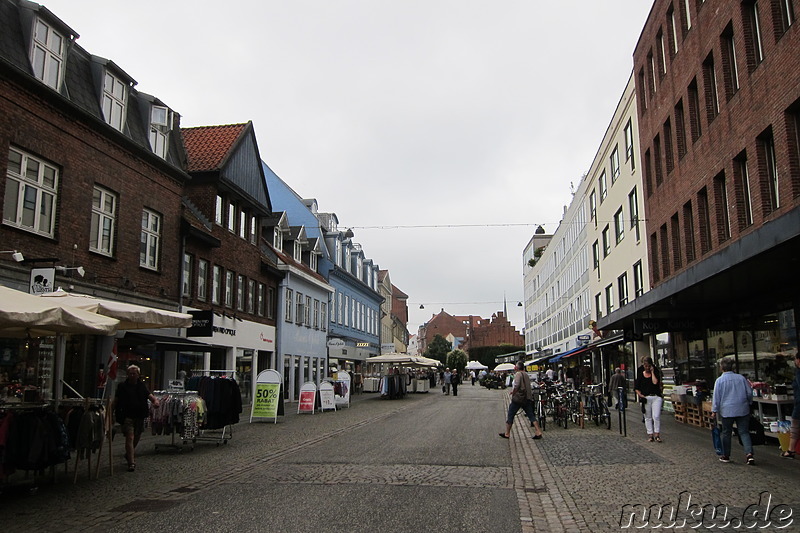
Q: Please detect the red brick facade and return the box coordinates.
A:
[464,311,524,351]
[634,0,800,288]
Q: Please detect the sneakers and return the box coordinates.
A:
[746,454,755,465]
[719,455,730,463]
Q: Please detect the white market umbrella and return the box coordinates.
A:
[493,363,516,372]
[367,353,419,364]
[0,285,119,336]
[40,289,192,329]
[414,356,442,367]
[465,361,488,370]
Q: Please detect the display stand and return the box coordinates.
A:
[753,397,793,431]
[59,397,106,483]
[331,372,351,408]
[185,370,240,446]
[363,377,381,392]
[151,390,204,453]
[250,369,282,423]
[319,381,336,412]
[298,382,317,414]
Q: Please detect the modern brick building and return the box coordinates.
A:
[600,0,800,388]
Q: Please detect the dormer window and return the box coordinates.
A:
[103,71,127,131]
[31,19,64,90]
[310,252,318,272]
[293,240,302,261]
[273,228,282,251]
[149,105,170,159]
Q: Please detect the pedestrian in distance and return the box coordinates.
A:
[782,354,800,458]
[443,368,452,395]
[113,365,160,472]
[451,369,460,396]
[470,369,476,386]
[499,361,543,440]
[635,356,663,443]
[711,357,755,465]
[608,367,627,409]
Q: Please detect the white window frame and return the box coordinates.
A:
[102,71,127,131]
[4,147,58,237]
[320,302,327,331]
[140,208,161,270]
[285,288,294,322]
[212,265,221,304]
[610,146,620,182]
[614,208,625,244]
[313,299,320,329]
[294,240,302,261]
[624,120,635,168]
[310,251,318,272]
[236,274,245,311]
[250,215,257,245]
[296,291,304,325]
[182,253,192,297]
[215,195,224,225]
[31,18,64,90]
[90,186,117,256]
[198,259,208,301]
[227,202,236,232]
[599,171,608,202]
[225,270,234,308]
[305,295,312,327]
[247,279,255,314]
[589,190,597,221]
[273,228,283,251]
[239,211,247,239]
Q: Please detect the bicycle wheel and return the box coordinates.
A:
[600,400,612,430]
[538,399,546,432]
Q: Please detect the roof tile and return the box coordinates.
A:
[181,123,248,172]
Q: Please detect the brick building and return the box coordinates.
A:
[599,0,800,387]
[463,311,524,352]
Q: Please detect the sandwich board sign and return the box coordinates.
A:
[250,369,282,423]
[319,381,336,411]
[298,382,317,414]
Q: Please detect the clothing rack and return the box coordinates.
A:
[183,373,241,447]
[58,398,106,483]
[150,391,205,452]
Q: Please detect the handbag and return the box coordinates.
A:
[711,424,723,456]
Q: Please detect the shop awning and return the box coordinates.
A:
[123,332,212,352]
[549,346,589,363]
[527,353,552,366]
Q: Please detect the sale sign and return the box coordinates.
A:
[298,390,316,414]
[250,369,282,423]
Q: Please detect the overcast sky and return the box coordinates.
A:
[43,0,653,335]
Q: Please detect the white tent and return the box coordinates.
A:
[0,285,119,336]
[465,361,488,370]
[40,289,192,329]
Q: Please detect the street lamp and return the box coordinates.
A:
[1,250,24,262]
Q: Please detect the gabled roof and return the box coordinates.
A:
[182,122,271,213]
[182,123,248,172]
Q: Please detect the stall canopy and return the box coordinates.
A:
[465,361,488,370]
[0,285,119,336]
[548,346,589,363]
[367,353,440,367]
[40,289,192,329]
[494,363,516,372]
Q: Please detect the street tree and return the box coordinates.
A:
[447,349,467,373]
[425,334,451,365]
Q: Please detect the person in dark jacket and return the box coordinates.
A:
[113,365,159,472]
[451,369,460,396]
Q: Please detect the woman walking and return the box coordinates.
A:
[635,356,663,443]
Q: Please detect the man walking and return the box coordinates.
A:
[499,361,543,440]
[443,368,452,395]
[711,357,754,465]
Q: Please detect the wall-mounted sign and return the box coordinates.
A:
[187,310,213,337]
[326,338,345,348]
[29,267,55,295]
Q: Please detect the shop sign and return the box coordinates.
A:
[29,267,55,295]
[250,369,282,423]
[381,343,395,354]
[356,342,370,347]
[319,381,336,411]
[326,338,345,348]
[187,310,213,337]
[635,318,699,334]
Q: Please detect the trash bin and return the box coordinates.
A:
[777,432,790,451]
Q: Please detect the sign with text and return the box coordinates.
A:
[187,310,213,337]
[319,381,336,411]
[298,382,317,414]
[250,369,282,423]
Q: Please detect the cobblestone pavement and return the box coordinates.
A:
[2,385,799,532]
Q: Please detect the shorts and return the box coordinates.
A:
[506,400,535,425]
[120,417,145,438]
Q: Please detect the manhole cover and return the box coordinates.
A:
[109,499,179,513]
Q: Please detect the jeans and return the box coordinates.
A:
[644,395,663,435]
[506,399,536,425]
[721,414,753,457]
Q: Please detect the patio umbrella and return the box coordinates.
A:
[0,285,119,336]
[493,363,516,372]
[40,289,192,329]
[465,361,488,370]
